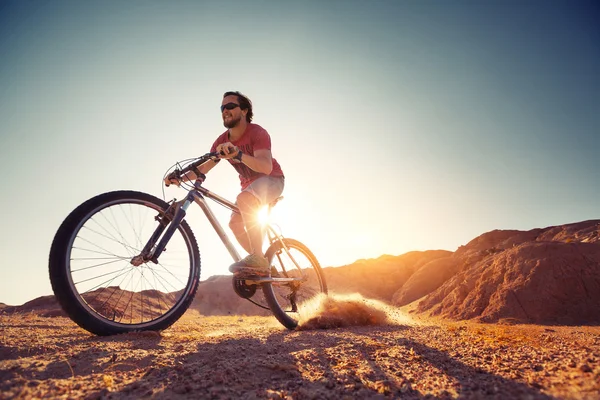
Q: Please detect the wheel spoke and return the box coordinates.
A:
[81,223,141,256]
[71,246,132,259]
[74,235,134,263]
[71,257,127,273]
[76,264,134,288]
[105,206,137,258]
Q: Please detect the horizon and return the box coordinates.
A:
[3,217,599,307]
[1,0,598,306]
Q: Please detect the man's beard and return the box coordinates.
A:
[223,114,242,129]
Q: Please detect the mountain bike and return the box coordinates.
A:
[48,152,327,336]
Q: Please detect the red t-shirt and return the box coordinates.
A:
[210,123,284,189]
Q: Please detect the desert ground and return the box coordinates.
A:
[3,220,599,398]
[1,295,599,400]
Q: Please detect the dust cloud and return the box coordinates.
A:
[297,293,412,330]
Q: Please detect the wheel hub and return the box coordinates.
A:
[130,255,145,267]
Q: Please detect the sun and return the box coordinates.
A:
[257,205,271,225]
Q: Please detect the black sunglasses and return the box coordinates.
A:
[220,102,240,112]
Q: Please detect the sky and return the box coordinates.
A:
[0,0,598,306]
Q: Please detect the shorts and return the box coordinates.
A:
[242,176,285,205]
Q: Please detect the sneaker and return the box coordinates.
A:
[229,254,270,277]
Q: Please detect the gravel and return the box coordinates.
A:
[1,310,599,399]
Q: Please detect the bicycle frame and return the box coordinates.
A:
[141,180,298,285]
[49,151,324,335]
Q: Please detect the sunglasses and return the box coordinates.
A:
[220,102,240,112]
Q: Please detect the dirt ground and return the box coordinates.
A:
[1,297,600,399]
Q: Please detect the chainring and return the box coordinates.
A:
[232,277,257,299]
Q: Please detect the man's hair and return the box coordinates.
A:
[223,91,253,122]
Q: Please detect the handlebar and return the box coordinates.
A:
[186,151,221,173]
[165,152,221,187]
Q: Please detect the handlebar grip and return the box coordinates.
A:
[165,170,181,187]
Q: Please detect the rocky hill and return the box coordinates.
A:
[322,250,450,301]
[3,220,599,325]
[1,295,63,317]
[413,220,600,325]
[0,251,452,319]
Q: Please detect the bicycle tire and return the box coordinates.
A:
[49,190,200,336]
[262,238,327,329]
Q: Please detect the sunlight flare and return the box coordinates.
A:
[257,205,271,226]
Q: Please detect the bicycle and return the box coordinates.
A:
[48,152,327,336]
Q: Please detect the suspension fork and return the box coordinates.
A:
[131,194,194,265]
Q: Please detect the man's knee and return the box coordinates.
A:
[236,191,260,212]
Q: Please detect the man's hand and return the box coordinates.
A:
[164,171,181,187]
[216,142,239,160]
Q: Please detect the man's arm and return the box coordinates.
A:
[237,148,273,175]
[217,143,273,175]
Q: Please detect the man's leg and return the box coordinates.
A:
[229,177,284,274]
[228,212,252,254]
[236,191,264,256]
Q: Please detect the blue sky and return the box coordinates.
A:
[1,0,598,305]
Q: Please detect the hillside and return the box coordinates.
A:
[3,220,599,326]
[2,220,599,398]
[413,220,600,325]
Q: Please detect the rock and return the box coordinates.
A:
[417,220,600,325]
[391,256,458,306]
[580,364,593,373]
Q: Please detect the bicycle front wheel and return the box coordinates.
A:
[49,190,200,336]
[262,238,327,329]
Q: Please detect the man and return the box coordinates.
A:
[165,91,284,276]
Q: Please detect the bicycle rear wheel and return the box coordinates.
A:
[262,238,327,329]
[49,190,200,336]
